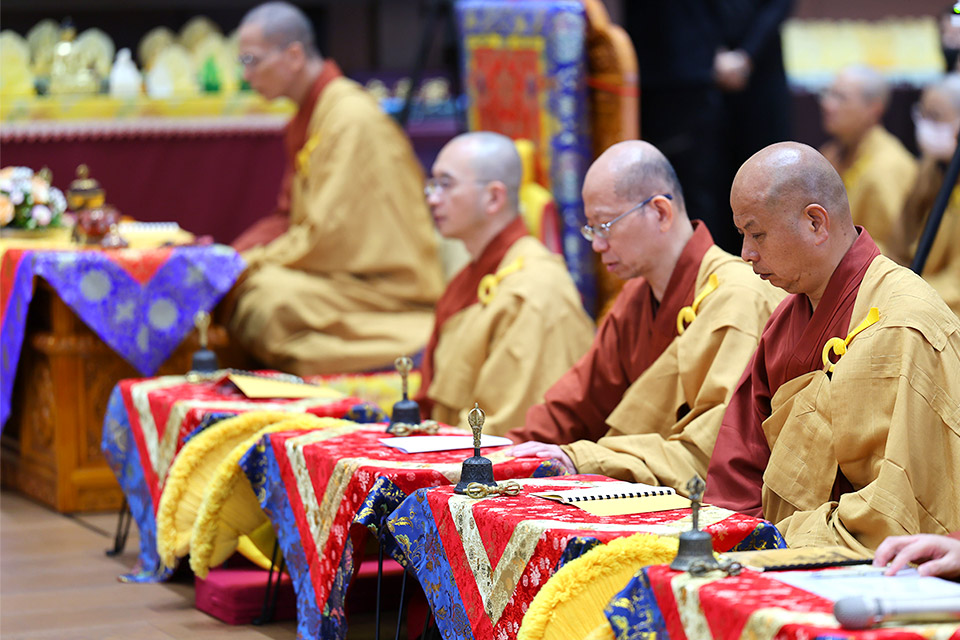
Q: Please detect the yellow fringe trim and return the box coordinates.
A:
[155,411,301,570]
[583,623,615,640]
[189,416,357,578]
[516,533,678,640]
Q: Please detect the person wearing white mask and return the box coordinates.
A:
[891,72,960,317]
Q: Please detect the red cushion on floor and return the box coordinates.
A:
[195,567,296,625]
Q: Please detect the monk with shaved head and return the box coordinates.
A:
[417,132,594,434]
[706,141,960,552]
[228,2,444,374]
[819,65,917,252]
[508,141,783,493]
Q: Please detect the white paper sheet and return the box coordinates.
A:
[378,434,513,454]
[768,567,960,603]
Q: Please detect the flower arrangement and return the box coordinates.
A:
[0,166,67,229]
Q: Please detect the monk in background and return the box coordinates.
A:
[819,65,917,253]
[508,141,783,493]
[227,2,444,375]
[417,132,594,435]
[705,142,960,553]
[889,73,960,318]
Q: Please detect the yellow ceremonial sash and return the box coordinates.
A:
[821,307,880,373]
[676,273,719,336]
[478,257,525,305]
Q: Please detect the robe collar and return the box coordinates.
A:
[775,227,881,386]
[416,217,530,415]
[637,220,714,365]
[275,60,343,214]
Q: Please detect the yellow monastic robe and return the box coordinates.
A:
[823,126,917,253]
[919,185,960,317]
[763,256,960,554]
[562,246,784,494]
[230,77,445,375]
[427,236,595,436]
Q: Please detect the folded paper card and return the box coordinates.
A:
[721,546,872,572]
[228,374,345,400]
[531,482,691,516]
[379,434,513,454]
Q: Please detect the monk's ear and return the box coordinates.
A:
[803,203,830,245]
[651,195,674,232]
[484,180,509,216]
[285,41,307,70]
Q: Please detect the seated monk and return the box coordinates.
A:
[819,65,917,253]
[889,73,960,317]
[227,2,444,375]
[416,132,594,435]
[705,142,960,553]
[508,141,784,493]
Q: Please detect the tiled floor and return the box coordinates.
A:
[0,490,410,639]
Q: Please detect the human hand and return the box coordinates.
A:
[509,441,577,474]
[714,49,752,92]
[873,533,960,578]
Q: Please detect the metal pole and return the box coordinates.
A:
[911,129,960,274]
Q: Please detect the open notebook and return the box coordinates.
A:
[531,482,691,517]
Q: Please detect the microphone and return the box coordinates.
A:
[834,595,960,630]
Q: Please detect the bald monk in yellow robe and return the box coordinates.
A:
[509,141,784,493]
[819,65,918,253]
[890,73,960,317]
[705,142,960,554]
[416,132,594,435]
[227,3,444,375]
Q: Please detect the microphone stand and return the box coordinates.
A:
[911,128,960,274]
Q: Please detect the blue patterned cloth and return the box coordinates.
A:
[100,385,174,583]
[1,245,245,430]
[456,1,595,312]
[604,521,786,639]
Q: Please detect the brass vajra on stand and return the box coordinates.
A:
[190,311,218,373]
[387,355,423,433]
[670,475,741,576]
[454,403,497,494]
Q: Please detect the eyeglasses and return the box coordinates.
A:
[238,48,282,69]
[581,193,672,242]
[424,177,491,197]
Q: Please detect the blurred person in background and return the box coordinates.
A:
[889,72,960,318]
[819,65,918,253]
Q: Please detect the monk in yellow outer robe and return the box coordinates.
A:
[416,132,594,435]
[228,2,444,375]
[819,65,918,253]
[509,141,784,493]
[705,142,960,554]
[890,73,960,317]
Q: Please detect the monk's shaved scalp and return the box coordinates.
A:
[591,140,686,213]
[734,142,852,228]
[241,2,320,58]
[449,132,522,212]
[841,65,891,108]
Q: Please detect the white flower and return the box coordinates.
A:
[49,187,66,214]
[31,204,52,226]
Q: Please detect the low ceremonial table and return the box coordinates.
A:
[100,373,385,582]
[611,564,960,640]
[385,475,785,640]
[0,238,245,511]
[240,423,565,640]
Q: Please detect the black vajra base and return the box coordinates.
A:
[454,455,496,494]
[669,529,719,572]
[387,398,422,433]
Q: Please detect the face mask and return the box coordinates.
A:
[915,117,959,161]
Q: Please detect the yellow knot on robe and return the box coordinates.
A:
[821,306,880,373]
[478,256,525,305]
[676,273,719,335]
